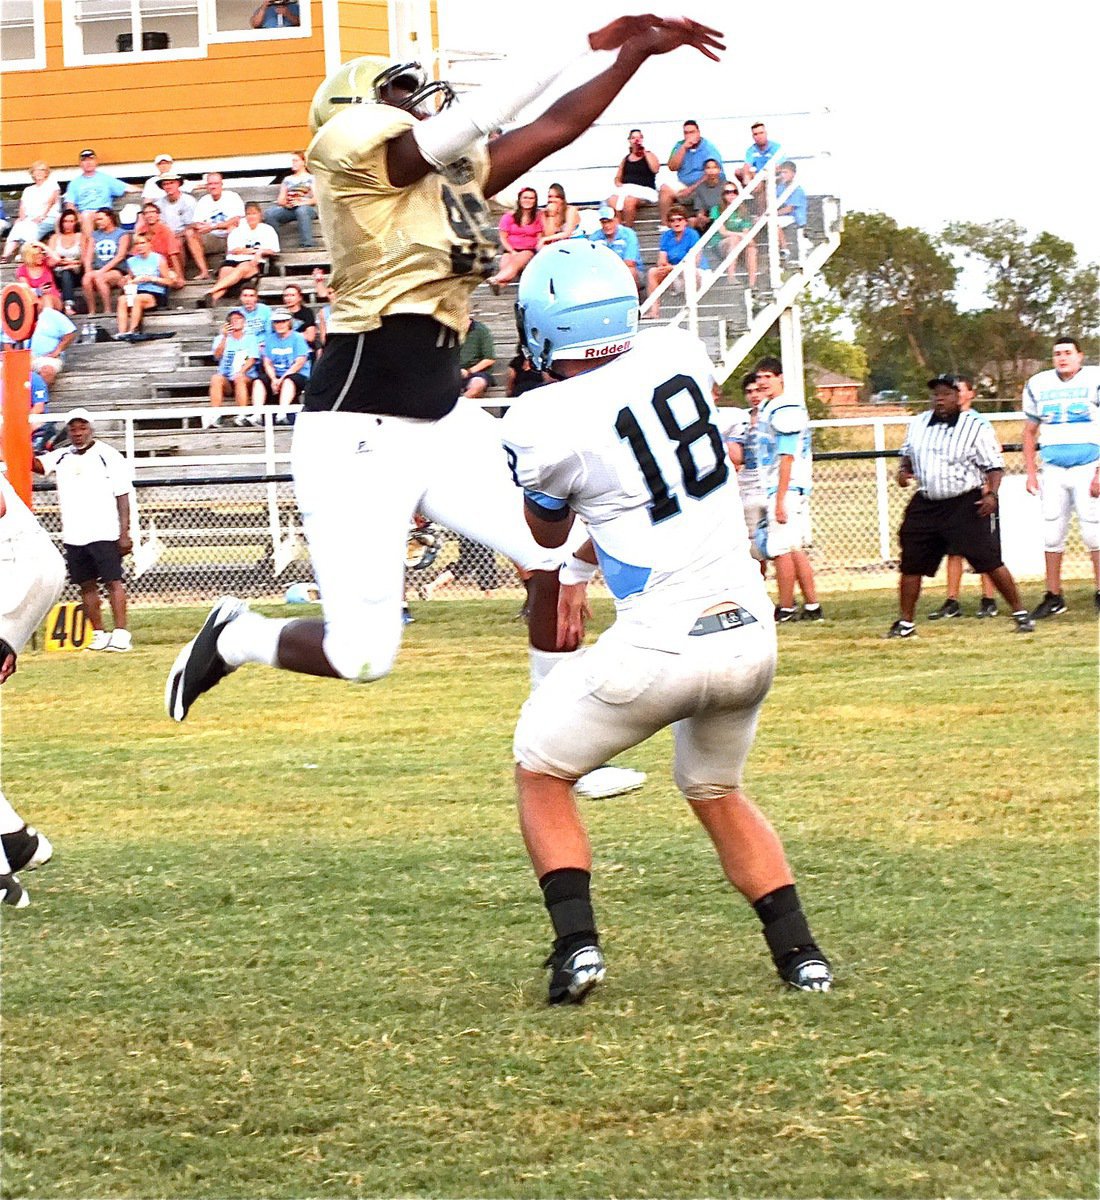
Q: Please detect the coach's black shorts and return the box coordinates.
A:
[65,540,123,585]
[898,489,1003,577]
[302,315,462,420]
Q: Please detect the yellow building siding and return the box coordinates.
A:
[0,0,422,175]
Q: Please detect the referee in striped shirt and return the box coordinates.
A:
[889,375,1034,637]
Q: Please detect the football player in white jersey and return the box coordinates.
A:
[726,371,768,563]
[753,358,822,622]
[165,18,724,771]
[0,474,66,907]
[1022,337,1100,617]
[502,243,831,1004]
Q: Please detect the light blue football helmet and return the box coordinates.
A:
[516,242,639,372]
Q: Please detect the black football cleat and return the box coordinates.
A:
[165,596,249,721]
[927,598,962,621]
[544,943,606,1005]
[779,947,832,992]
[1030,592,1066,620]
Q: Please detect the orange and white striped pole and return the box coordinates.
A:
[1,283,38,510]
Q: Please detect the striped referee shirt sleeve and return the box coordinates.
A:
[972,418,1004,473]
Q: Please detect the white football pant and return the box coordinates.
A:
[292,407,562,682]
[1040,461,1100,553]
[515,612,776,802]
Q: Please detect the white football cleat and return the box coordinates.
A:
[574,766,647,800]
[87,629,112,651]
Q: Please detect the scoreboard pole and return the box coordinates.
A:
[1,283,39,509]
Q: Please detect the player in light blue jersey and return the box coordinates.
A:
[1022,337,1100,616]
[502,242,831,1004]
[752,357,822,621]
[725,371,768,564]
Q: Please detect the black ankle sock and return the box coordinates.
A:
[753,883,799,925]
[753,884,817,966]
[539,867,598,952]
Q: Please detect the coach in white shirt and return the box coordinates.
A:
[889,375,1033,638]
[32,409,134,652]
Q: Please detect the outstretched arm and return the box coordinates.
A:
[384,16,723,190]
[485,19,723,197]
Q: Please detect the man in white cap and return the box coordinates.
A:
[142,154,194,201]
[32,409,134,652]
[587,204,641,288]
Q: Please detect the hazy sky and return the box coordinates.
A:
[439,0,1100,273]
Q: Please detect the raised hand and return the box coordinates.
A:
[589,15,725,62]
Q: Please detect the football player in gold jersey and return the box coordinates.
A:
[166,17,724,732]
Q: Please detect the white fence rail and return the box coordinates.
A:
[17,408,1091,605]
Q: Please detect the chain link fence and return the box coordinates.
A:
[28,433,1092,609]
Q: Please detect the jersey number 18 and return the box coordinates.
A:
[616,374,728,523]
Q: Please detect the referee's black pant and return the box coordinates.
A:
[898,488,1003,578]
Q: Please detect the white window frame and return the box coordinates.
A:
[205,0,311,45]
[1,0,48,71]
[61,0,209,66]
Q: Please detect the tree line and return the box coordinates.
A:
[815,211,1099,405]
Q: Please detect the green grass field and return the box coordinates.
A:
[1,590,1096,1199]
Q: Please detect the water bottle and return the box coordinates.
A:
[81,321,93,344]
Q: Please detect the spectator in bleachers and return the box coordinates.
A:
[775,160,807,260]
[688,157,727,232]
[45,210,87,316]
[26,304,76,387]
[280,283,316,351]
[29,369,60,454]
[251,0,299,28]
[82,209,130,316]
[316,285,333,358]
[505,344,540,399]
[261,308,312,421]
[589,205,641,290]
[540,183,581,244]
[745,122,781,172]
[506,344,544,399]
[206,308,261,428]
[142,154,195,201]
[487,187,542,294]
[64,150,134,237]
[607,128,660,228]
[115,232,171,340]
[264,152,318,249]
[237,283,273,346]
[645,205,700,319]
[0,200,8,247]
[459,314,497,401]
[155,174,204,280]
[205,203,280,304]
[16,243,62,312]
[717,180,757,286]
[311,267,332,304]
[2,163,61,261]
[191,172,245,280]
[136,202,184,291]
[658,119,724,225]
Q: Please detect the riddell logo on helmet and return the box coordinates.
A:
[584,338,633,359]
